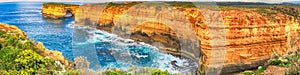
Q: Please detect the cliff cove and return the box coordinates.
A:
[1,1,300,75]
[42,2,300,74]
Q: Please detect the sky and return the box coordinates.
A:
[0,0,298,3]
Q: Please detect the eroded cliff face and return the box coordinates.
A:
[203,10,299,74]
[42,3,79,19]
[43,3,300,74]
[97,6,300,74]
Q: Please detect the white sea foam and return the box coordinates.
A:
[71,25,197,74]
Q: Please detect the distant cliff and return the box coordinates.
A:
[42,2,300,74]
[42,3,79,19]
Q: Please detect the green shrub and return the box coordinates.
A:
[243,71,255,75]
[242,66,266,75]
[254,66,266,74]
[105,70,127,75]
[152,70,172,75]
[65,70,80,75]
[0,31,5,36]
[104,67,178,75]
[269,56,293,68]
[0,46,22,70]
[14,50,55,70]
[284,52,300,75]
[257,8,268,14]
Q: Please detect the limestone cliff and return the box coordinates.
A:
[42,3,79,19]
[42,3,300,74]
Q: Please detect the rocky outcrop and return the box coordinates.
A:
[42,3,79,19]
[0,23,27,37]
[43,3,300,74]
[35,42,73,70]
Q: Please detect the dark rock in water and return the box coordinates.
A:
[170,60,180,71]
[171,60,179,68]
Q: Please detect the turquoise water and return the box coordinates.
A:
[0,2,197,73]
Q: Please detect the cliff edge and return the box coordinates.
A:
[42,2,300,74]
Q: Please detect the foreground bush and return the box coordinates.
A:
[104,67,177,75]
[0,31,78,75]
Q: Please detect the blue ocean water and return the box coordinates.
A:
[0,2,75,59]
[0,2,197,73]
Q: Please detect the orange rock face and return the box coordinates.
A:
[199,10,299,74]
[42,3,79,19]
[0,23,27,37]
[43,3,300,74]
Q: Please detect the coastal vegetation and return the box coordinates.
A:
[104,67,178,75]
[243,52,300,75]
[0,30,77,74]
[103,1,300,21]
[43,2,79,8]
[218,4,300,19]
